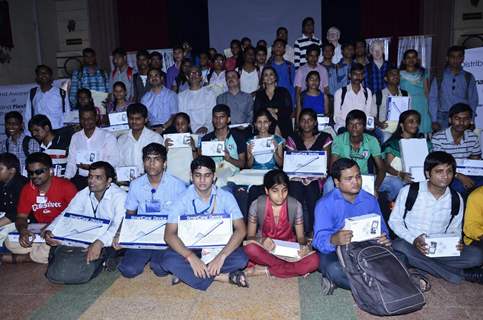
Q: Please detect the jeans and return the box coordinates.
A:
[319,252,350,289]
[118,249,168,278]
[392,238,483,284]
[379,175,406,201]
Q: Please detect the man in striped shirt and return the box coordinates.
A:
[431,103,482,196]
[293,17,321,69]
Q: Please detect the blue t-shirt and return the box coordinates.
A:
[271,61,295,105]
[302,92,325,114]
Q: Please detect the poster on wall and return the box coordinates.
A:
[464,47,483,129]
[0,79,69,140]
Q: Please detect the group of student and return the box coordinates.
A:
[0,16,482,296]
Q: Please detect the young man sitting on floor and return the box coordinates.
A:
[244,169,319,278]
[389,151,483,284]
[313,158,390,294]
[3,153,77,263]
[43,161,126,275]
[117,143,186,278]
[162,156,249,290]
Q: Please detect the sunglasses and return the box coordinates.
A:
[27,167,49,177]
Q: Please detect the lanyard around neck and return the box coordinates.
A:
[90,187,108,218]
[192,193,216,216]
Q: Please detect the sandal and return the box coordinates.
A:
[410,271,431,293]
[228,270,249,288]
[171,276,181,286]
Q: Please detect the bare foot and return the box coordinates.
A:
[245,265,269,277]
[1,254,32,264]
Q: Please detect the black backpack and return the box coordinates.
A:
[403,183,460,232]
[337,240,426,316]
[5,136,32,157]
[255,195,298,231]
[341,85,368,107]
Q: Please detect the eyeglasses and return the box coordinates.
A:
[27,167,49,177]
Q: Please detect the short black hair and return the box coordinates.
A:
[241,37,251,44]
[306,44,321,56]
[89,161,116,182]
[332,158,359,181]
[298,108,319,134]
[351,62,365,73]
[35,64,53,76]
[26,152,52,168]
[76,88,92,98]
[212,104,231,117]
[255,45,267,55]
[142,143,167,162]
[5,111,23,123]
[82,48,96,56]
[447,45,465,56]
[79,105,97,117]
[137,49,150,59]
[0,152,21,173]
[112,47,127,56]
[213,53,225,61]
[190,156,216,174]
[256,40,267,47]
[230,39,241,47]
[424,151,456,177]
[127,103,148,119]
[148,67,165,78]
[345,109,367,127]
[263,169,289,190]
[272,38,287,47]
[385,65,399,76]
[112,81,127,91]
[276,26,288,34]
[28,114,53,131]
[305,70,320,82]
[174,112,191,124]
[449,103,473,118]
[341,42,354,51]
[302,17,314,28]
[322,43,335,51]
[225,69,240,79]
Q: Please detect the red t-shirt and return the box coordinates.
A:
[17,176,78,224]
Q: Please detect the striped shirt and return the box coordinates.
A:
[389,182,463,244]
[431,127,481,159]
[69,66,108,105]
[0,134,41,173]
[293,34,321,69]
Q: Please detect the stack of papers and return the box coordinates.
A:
[387,96,410,121]
[202,141,225,156]
[119,214,168,250]
[399,139,429,182]
[271,239,300,258]
[178,214,232,248]
[106,111,130,132]
[283,151,327,177]
[164,133,192,148]
[344,213,381,242]
[7,223,47,243]
[50,213,110,247]
[425,233,460,258]
[251,137,274,155]
[456,159,483,176]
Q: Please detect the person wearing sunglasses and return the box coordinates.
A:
[3,152,77,264]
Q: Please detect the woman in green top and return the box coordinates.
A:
[380,110,431,200]
[399,50,432,134]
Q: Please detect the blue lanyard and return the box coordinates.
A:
[192,194,215,215]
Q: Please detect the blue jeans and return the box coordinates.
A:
[118,249,168,278]
[319,252,350,290]
[160,247,248,291]
[392,238,483,284]
[379,176,406,201]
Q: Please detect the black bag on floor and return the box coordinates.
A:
[46,245,105,284]
[336,240,425,316]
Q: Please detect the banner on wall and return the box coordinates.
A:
[109,48,174,73]
[0,79,69,140]
[463,47,483,129]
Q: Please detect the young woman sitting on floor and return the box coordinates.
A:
[244,169,319,278]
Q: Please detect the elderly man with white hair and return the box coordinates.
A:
[326,27,342,64]
[364,40,390,95]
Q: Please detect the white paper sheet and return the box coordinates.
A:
[108,111,128,126]
[50,213,110,247]
[387,96,410,121]
[76,150,99,164]
[178,214,232,248]
[283,151,327,177]
[271,239,300,258]
[201,141,225,156]
[119,214,168,249]
[116,166,139,182]
[400,138,428,182]
[164,133,192,148]
[251,137,274,155]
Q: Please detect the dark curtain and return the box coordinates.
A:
[321,0,362,45]
[0,0,13,48]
